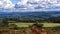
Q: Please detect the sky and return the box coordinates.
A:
[11,0,19,4]
[0,0,60,12]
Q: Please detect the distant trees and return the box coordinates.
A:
[0,18,8,27]
[47,17,60,23]
[9,24,19,30]
[30,23,43,28]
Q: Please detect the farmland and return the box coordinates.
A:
[9,22,60,27]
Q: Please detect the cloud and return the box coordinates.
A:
[15,0,60,9]
[0,1,3,8]
[15,0,39,9]
[0,0,15,9]
[0,0,60,12]
[15,0,46,9]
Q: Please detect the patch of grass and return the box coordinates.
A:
[9,22,60,27]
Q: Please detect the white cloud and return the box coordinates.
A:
[0,1,3,5]
[0,0,60,12]
[16,0,39,9]
[17,0,28,5]
[16,0,45,9]
[16,0,60,9]
[4,3,14,9]
[0,1,3,8]
[48,0,57,4]
[0,0,15,9]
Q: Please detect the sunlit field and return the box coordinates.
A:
[9,22,60,27]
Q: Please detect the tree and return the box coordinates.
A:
[31,23,43,28]
[0,18,8,27]
[9,24,19,30]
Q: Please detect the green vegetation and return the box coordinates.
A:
[0,17,60,27]
[9,23,60,27]
[0,18,8,27]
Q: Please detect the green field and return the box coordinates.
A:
[9,23,60,27]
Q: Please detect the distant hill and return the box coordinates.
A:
[0,11,60,23]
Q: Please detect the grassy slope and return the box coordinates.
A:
[9,22,60,27]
